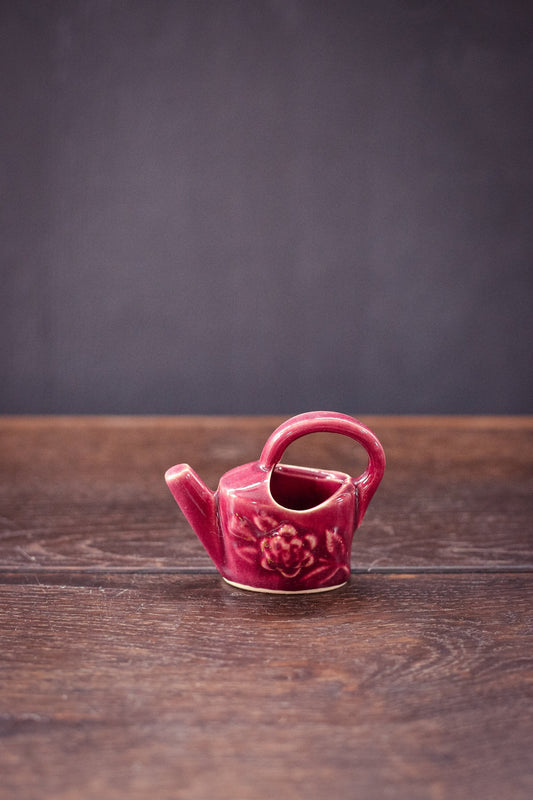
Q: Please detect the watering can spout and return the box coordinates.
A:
[165,464,224,568]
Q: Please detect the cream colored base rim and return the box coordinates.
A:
[223,578,347,594]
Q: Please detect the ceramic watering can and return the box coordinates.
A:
[165,411,385,593]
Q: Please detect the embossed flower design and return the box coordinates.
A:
[260,524,318,578]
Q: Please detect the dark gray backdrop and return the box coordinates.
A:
[2,0,532,414]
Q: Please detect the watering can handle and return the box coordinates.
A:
[259,411,386,523]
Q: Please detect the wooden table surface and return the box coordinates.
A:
[1,416,532,800]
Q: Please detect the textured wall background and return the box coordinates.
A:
[2,0,532,414]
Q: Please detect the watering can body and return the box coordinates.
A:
[165,412,385,593]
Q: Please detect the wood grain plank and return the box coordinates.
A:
[1,416,532,570]
[0,573,531,800]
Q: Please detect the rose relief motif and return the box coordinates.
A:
[228,511,348,584]
[260,524,317,578]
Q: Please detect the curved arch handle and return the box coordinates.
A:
[260,411,386,523]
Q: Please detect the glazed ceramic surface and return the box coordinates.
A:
[165,411,385,593]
